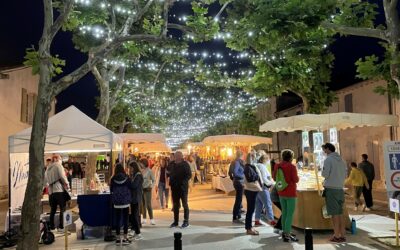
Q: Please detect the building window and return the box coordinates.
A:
[20,88,37,125]
[344,94,353,112]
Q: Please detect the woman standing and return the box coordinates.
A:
[243,163,263,235]
[110,163,132,245]
[155,157,170,210]
[187,155,197,192]
[140,158,156,225]
[273,151,299,242]
[129,161,144,240]
[254,155,275,226]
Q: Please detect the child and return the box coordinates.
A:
[345,162,369,211]
[110,163,132,245]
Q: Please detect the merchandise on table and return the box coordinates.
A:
[296,169,324,190]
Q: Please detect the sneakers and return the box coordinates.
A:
[128,230,135,238]
[232,218,244,224]
[151,219,156,225]
[268,220,277,226]
[170,222,179,228]
[122,238,131,245]
[254,220,263,227]
[329,236,346,243]
[181,222,189,228]
[134,234,143,241]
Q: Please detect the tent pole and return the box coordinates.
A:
[8,155,11,232]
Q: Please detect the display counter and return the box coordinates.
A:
[211,175,235,195]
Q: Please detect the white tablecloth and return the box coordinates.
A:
[211,176,234,194]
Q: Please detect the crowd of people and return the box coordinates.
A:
[42,143,376,246]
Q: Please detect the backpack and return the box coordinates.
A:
[111,177,132,206]
[244,164,259,183]
[228,161,235,180]
[275,164,288,192]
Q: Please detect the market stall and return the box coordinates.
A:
[202,134,272,194]
[118,133,171,159]
[7,106,122,231]
[259,112,399,230]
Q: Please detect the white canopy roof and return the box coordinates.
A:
[202,134,272,146]
[9,106,122,153]
[259,112,399,133]
[119,133,170,153]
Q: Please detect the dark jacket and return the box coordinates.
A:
[169,161,192,191]
[130,172,144,204]
[358,160,375,181]
[110,173,132,207]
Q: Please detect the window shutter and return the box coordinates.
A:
[20,88,28,123]
[344,94,353,113]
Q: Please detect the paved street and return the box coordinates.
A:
[0,184,395,249]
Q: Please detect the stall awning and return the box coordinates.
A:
[9,106,121,153]
[202,134,272,146]
[118,133,166,143]
[259,112,399,132]
[129,142,172,153]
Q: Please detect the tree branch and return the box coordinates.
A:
[322,22,388,41]
[152,61,167,97]
[214,1,231,21]
[167,23,195,34]
[162,0,171,37]
[49,0,74,41]
[110,67,126,109]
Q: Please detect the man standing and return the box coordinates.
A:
[321,143,347,243]
[358,154,375,211]
[229,150,245,223]
[169,151,192,228]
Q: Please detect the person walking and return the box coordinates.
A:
[228,150,245,223]
[346,162,370,211]
[358,154,375,211]
[169,151,192,228]
[155,157,170,210]
[128,161,144,241]
[243,163,263,235]
[140,158,156,225]
[195,152,205,184]
[269,160,282,234]
[322,143,347,243]
[273,150,299,242]
[45,154,70,232]
[254,155,275,226]
[110,163,132,245]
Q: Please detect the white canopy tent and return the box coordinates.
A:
[9,105,123,153]
[259,112,399,132]
[202,134,272,146]
[8,106,122,213]
[118,133,171,153]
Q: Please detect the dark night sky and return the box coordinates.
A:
[0,0,385,116]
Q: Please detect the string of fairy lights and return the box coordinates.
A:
[74,0,268,147]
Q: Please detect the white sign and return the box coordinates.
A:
[383,141,400,192]
[390,198,400,213]
[313,132,324,153]
[302,131,309,148]
[329,128,338,144]
[9,153,29,211]
[63,210,73,227]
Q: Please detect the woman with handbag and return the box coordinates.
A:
[272,150,299,242]
[243,163,263,235]
[44,154,70,232]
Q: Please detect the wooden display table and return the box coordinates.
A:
[273,189,350,230]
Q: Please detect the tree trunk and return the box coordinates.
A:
[17,64,53,250]
[95,79,110,127]
[86,153,98,187]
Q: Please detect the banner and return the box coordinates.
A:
[383,141,400,192]
[302,131,309,148]
[9,153,29,211]
[329,128,338,144]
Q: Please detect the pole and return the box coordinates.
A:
[305,227,313,250]
[8,153,11,232]
[174,232,182,250]
[65,225,68,250]
[396,212,399,247]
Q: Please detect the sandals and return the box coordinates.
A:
[246,228,259,235]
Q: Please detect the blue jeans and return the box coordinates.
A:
[233,180,243,220]
[158,182,169,208]
[255,188,274,221]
